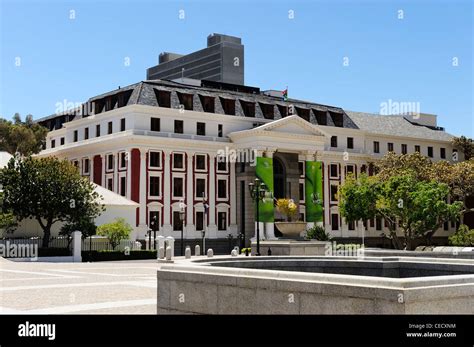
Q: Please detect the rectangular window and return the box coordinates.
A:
[60,137,65,145]
[217,159,227,172]
[440,148,446,159]
[149,211,160,231]
[299,183,304,201]
[387,143,394,152]
[330,136,338,148]
[373,141,380,154]
[347,137,354,149]
[376,218,382,231]
[348,220,355,231]
[149,151,161,168]
[173,211,183,231]
[107,178,113,191]
[84,128,89,140]
[108,121,113,134]
[51,139,56,148]
[444,221,449,231]
[217,179,227,199]
[195,154,206,171]
[196,212,204,231]
[298,162,304,177]
[120,118,126,131]
[330,164,338,178]
[315,110,327,125]
[177,92,193,110]
[346,165,355,176]
[106,154,114,171]
[173,177,184,197]
[331,214,339,231]
[173,153,184,169]
[96,124,101,137]
[120,176,126,196]
[401,144,407,155]
[195,178,206,199]
[73,130,78,142]
[83,158,90,174]
[149,176,160,197]
[415,145,420,153]
[218,212,227,231]
[218,124,223,137]
[174,120,184,134]
[428,146,433,158]
[370,218,375,228]
[151,117,161,132]
[199,95,215,113]
[119,152,127,169]
[220,98,235,115]
[330,184,338,202]
[196,122,206,136]
[155,90,171,108]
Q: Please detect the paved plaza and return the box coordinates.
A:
[0,258,162,314]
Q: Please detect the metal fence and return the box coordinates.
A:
[82,237,143,251]
[0,236,71,249]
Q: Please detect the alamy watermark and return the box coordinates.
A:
[325,241,364,257]
[380,98,421,118]
[216,147,257,166]
[0,241,38,260]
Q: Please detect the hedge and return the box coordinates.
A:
[38,248,71,257]
[82,250,157,262]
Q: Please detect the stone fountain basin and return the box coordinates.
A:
[275,221,307,237]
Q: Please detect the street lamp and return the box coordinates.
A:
[248,178,269,256]
[202,194,209,256]
[178,200,186,256]
[150,214,158,250]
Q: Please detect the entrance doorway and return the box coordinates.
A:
[273,157,286,199]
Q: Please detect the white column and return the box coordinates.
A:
[208,153,217,236]
[126,150,132,200]
[101,154,106,188]
[113,152,119,193]
[323,158,331,234]
[251,149,265,242]
[139,149,147,233]
[163,150,172,233]
[263,149,275,240]
[186,152,195,235]
[229,161,238,234]
[305,151,316,230]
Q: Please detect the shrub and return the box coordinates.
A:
[96,218,132,250]
[305,225,331,241]
[448,224,474,246]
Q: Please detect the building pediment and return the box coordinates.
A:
[229,115,328,142]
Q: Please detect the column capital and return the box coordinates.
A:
[264,148,277,158]
[304,150,317,161]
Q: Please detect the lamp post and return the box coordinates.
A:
[150,214,158,250]
[249,178,269,256]
[202,195,209,256]
[178,200,186,256]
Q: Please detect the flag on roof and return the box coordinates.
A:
[282,87,288,101]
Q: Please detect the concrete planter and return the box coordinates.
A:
[275,222,307,237]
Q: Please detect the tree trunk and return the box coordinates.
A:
[42,227,51,248]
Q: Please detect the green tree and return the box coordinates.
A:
[451,136,473,160]
[339,173,462,250]
[97,218,132,250]
[0,156,104,247]
[448,224,474,246]
[0,114,48,156]
[60,217,97,248]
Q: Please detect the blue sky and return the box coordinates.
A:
[0,0,472,137]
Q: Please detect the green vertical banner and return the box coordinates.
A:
[256,157,274,222]
[305,161,323,222]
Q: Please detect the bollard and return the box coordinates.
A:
[207,248,214,258]
[166,246,172,261]
[195,245,201,256]
[158,247,165,259]
[185,246,191,259]
[231,249,238,257]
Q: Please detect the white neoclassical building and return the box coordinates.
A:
[36,79,462,246]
